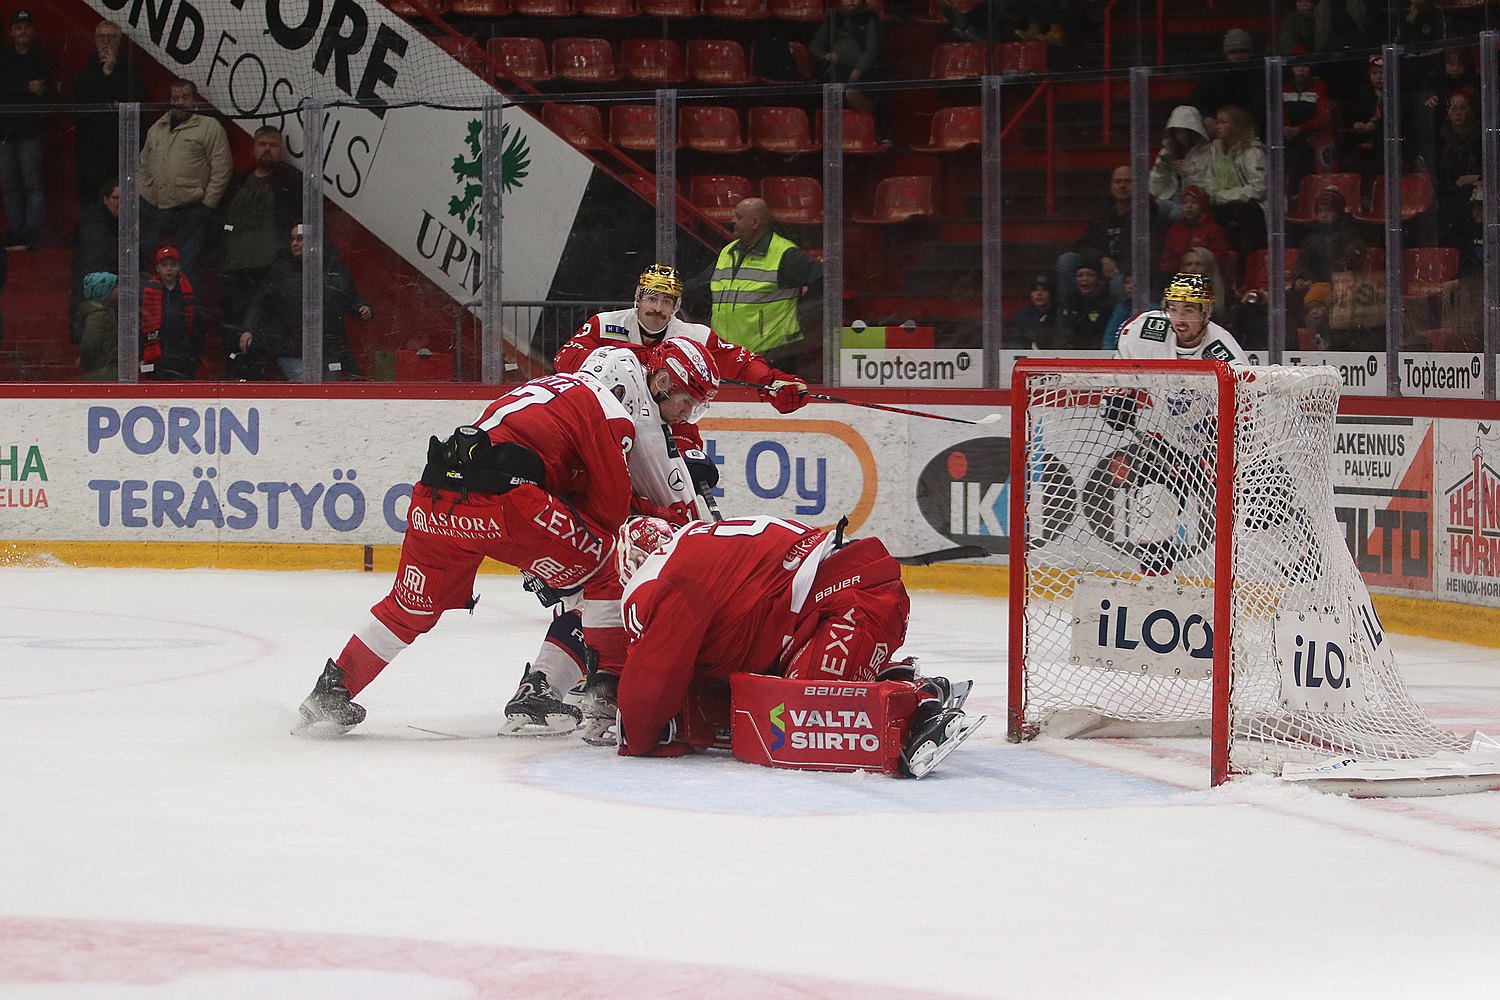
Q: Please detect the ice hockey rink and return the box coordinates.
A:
[3,564,1500,999]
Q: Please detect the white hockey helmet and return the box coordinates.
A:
[578,345,651,419]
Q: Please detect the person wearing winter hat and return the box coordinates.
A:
[1006,274,1061,350]
[1292,185,1368,288]
[77,271,119,381]
[1157,185,1230,282]
[1188,28,1265,137]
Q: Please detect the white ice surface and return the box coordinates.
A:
[3,565,1500,999]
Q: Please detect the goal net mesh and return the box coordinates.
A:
[1012,363,1466,777]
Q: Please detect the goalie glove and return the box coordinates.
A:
[682,448,719,493]
[761,378,809,414]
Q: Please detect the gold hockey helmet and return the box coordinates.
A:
[638,263,683,300]
[1163,271,1214,305]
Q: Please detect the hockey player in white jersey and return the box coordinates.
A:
[500,340,721,736]
[1114,272,1249,363]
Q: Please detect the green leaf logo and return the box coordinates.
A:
[448,118,532,237]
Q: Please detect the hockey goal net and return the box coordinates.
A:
[1006,359,1469,786]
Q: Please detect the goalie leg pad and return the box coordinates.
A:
[729,673,922,775]
[782,537,911,683]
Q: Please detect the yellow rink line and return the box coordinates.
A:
[5,541,1500,651]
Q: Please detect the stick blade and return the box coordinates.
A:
[894,545,990,566]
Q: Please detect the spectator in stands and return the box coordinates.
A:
[1205,104,1268,259]
[1298,282,1332,349]
[77,271,118,382]
[219,124,302,375]
[1005,273,1061,350]
[0,9,52,251]
[1157,186,1230,290]
[1176,246,1235,330]
[684,197,823,378]
[1339,55,1384,182]
[1435,86,1482,245]
[1189,29,1265,137]
[1101,272,1136,351]
[1059,258,1117,349]
[1056,164,1128,301]
[1291,188,1366,289]
[1284,55,1334,179]
[944,2,1080,61]
[1056,165,1133,305]
[1149,105,1215,224]
[1410,48,1478,172]
[1440,186,1484,351]
[1277,0,1320,55]
[1326,257,1385,351]
[140,78,231,281]
[237,224,374,381]
[68,18,142,208]
[141,245,199,381]
[70,178,120,347]
[809,0,889,143]
[1397,0,1446,46]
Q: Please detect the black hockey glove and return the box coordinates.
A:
[683,448,720,493]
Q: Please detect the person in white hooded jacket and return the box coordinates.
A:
[1148,104,1216,224]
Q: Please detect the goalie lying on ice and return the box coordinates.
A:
[600,515,984,777]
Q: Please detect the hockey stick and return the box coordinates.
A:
[893,545,989,566]
[722,380,1004,426]
[698,485,725,522]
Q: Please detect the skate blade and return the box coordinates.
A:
[499,713,583,737]
[905,713,987,779]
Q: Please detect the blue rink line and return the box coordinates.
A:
[522,745,1185,815]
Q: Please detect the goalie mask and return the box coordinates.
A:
[647,340,720,423]
[616,515,677,586]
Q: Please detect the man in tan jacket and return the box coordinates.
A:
[139,77,229,280]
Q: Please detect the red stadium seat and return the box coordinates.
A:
[702,0,768,16]
[1285,172,1361,224]
[640,0,698,13]
[578,0,638,13]
[911,106,982,152]
[769,0,825,21]
[1402,247,1458,297]
[622,172,681,204]
[488,37,552,83]
[996,39,1046,74]
[621,38,688,84]
[762,175,824,224]
[1420,328,1457,351]
[929,42,987,80]
[511,0,577,14]
[542,104,606,150]
[852,175,936,223]
[430,35,490,77]
[1354,173,1436,224]
[1238,248,1299,295]
[815,109,886,153]
[680,105,750,153]
[690,174,753,222]
[686,39,755,85]
[788,40,813,80]
[910,0,979,22]
[451,0,512,13]
[748,106,819,153]
[552,37,622,82]
[610,104,666,150]
[387,0,452,15]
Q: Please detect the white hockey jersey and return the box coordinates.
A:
[1114,309,1249,363]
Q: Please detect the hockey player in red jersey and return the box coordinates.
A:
[554,264,810,415]
[501,340,722,738]
[295,373,637,736]
[601,515,985,777]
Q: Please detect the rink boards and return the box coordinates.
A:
[2,383,1500,632]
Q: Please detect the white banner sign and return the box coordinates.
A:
[839,349,983,388]
[87,0,594,306]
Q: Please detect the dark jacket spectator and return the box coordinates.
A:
[69,179,120,345]
[0,9,53,248]
[1291,188,1367,287]
[1435,86,1482,243]
[218,125,303,331]
[68,19,143,206]
[1059,259,1116,349]
[1056,165,1134,303]
[141,245,198,380]
[1005,274,1062,349]
[1189,29,1266,136]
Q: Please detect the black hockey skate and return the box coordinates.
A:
[295,659,367,737]
[500,665,584,737]
[899,703,986,779]
[579,670,620,747]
